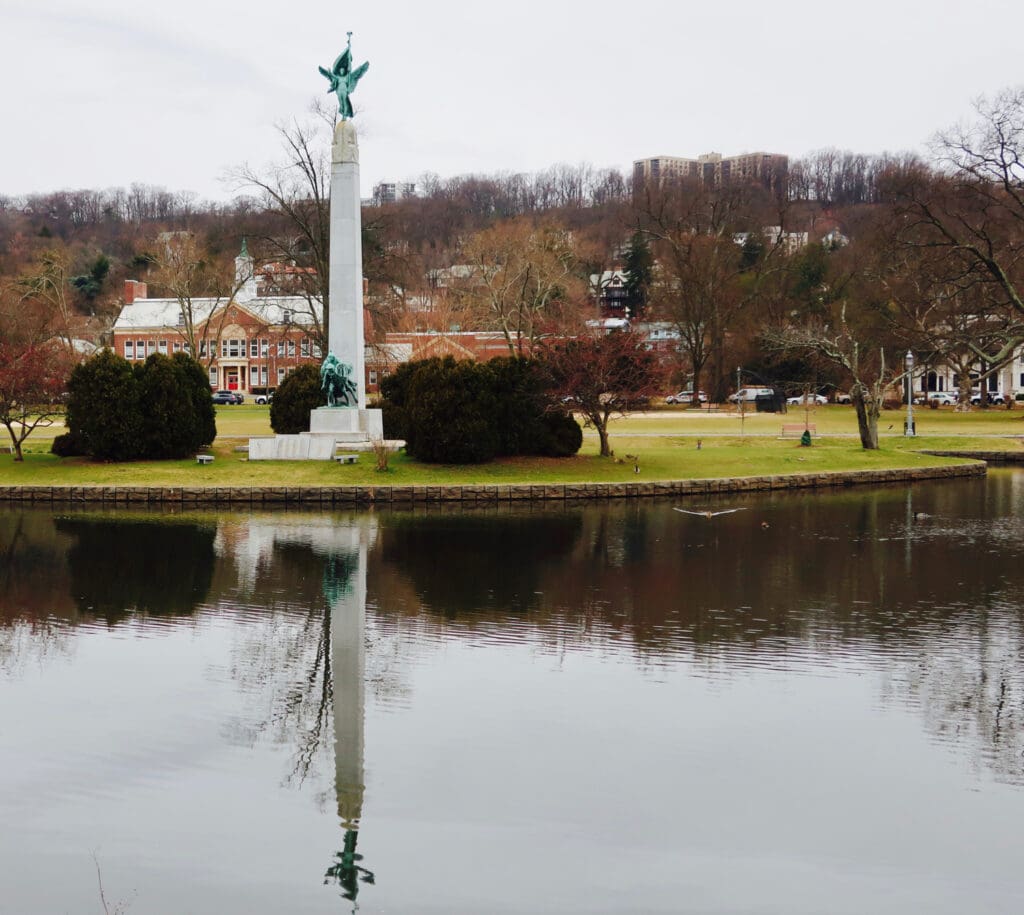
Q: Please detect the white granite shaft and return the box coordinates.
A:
[329,121,366,410]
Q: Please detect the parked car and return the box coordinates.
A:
[665,389,708,404]
[970,391,1006,405]
[919,391,958,406]
[786,393,828,406]
[727,386,774,403]
[254,391,274,405]
[212,390,243,405]
[835,391,852,404]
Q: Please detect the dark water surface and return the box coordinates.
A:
[2,472,1024,913]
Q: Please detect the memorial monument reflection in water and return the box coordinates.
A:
[320,519,375,905]
[226,513,380,905]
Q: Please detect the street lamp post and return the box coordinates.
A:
[737,366,744,437]
[905,350,915,437]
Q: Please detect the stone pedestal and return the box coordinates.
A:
[248,433,337,461]
[247,409,383,459]
[310,407,383,443]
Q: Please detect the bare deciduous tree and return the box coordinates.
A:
[453,220,582,354]
[541,329,664,457]
[149,232,252,367]
[889,88,1024,391]
[765,305,907,449]
[0,296,74,461]
[228,102,333,353]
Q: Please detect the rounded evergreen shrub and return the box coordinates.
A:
[138,354,202,459]
[172,351,216,452]
[66,348,143,461]
[270,363,323,433]
[380,356,581,463]
[65,349,216,461]
[380,399,408,442]
[380,360,419,442]
[404,357,500,463]
[538,412,583,457]
[488,357,549,456]
[50,431,86,457]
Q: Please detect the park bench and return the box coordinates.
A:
[196,454,214,465]
[335,454,358,465]
[781,424,815,438]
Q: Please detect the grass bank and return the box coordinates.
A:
[0,436,981,488]
[1,403,1015,488]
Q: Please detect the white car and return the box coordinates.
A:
[666,390,708,404]
[918,391,957,406]
[786,393,828,406]
[727,386,775,403]
[970,391,1006,405]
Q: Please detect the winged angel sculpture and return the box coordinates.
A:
[318,33,369,120]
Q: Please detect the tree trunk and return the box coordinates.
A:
[4,425,23,462]
[958,379,973,411]
[852,390,879,450]
[691,367,703,406]
[596,423,610,457]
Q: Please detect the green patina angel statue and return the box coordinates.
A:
[318,32,369,120]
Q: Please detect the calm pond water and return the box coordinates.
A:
[3,473,1024,914]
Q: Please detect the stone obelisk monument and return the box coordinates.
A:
[248,32,380,460]
[309,32,382,444]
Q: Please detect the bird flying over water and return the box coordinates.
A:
[673,508,748,518]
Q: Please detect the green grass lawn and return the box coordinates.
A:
[0,434,981,488]
[0,403,1013,488]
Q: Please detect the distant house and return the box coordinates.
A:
[366,331,522,395]
[733,226,809,254]
[590,269,630,318]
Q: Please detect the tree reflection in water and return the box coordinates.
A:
[55,515,217,623]
[377,510,583,615]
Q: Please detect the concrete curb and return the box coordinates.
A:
[0,462,986,507]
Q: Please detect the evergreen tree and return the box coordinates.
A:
[173,351,217,453]
[66,349,143,461]
[270,364,323,434]
[70,253,111,312]
[623,231,653,317]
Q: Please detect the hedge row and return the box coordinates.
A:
[57,350,216,461]
[380,356,581,463]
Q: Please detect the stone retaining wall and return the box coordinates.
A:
[0,462,985,507]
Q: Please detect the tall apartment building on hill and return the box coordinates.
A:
[633,151,788,192]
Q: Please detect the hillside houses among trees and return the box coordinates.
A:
[4,87,1024,417]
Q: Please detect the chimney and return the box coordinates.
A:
[124,279,148,303]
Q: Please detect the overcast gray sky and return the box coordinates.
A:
[2,0,1022,201]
